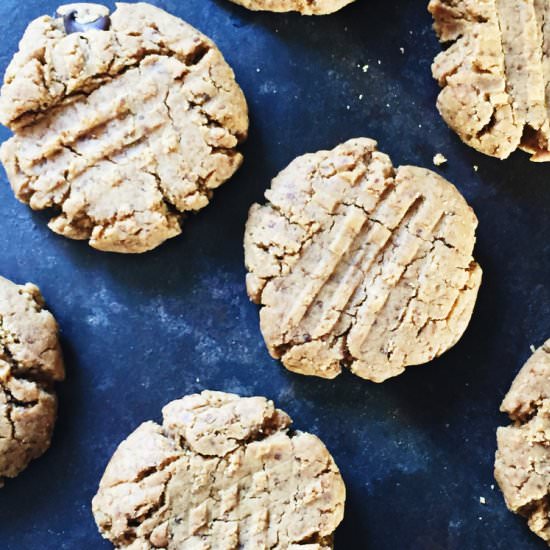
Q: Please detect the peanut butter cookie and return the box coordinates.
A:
[245,138,482,382]
[92,390,346,549]
[430,0,550,161]
[0,3,248,253]
[227,0,355,15]
[495,340,550,544]
[0,276,64,482]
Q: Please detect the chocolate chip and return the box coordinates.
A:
[62,10,111,34]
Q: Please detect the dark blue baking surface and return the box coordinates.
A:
[0,0,549,548]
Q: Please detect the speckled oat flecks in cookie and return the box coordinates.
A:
[244,138,482,382]
[0,2,248,253]
[0,276,64,482]
[92,390,346,549]
[429,0,550,161]
[226,0,355,15]
[495,340,550,544]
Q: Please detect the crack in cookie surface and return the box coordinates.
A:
[226,0,355,15]
[0,276,64,481]
[92,390,345,549]
[0,2,248,253]
[495,340,550,544]
[244,138,482,382]
[429,0,550,160]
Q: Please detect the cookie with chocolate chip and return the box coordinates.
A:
[0,276,64,482]
[92,390,346,549]
[495,340,550,544]
[227,0,355,15]
[245,138,482,382]
[0,2,248,253]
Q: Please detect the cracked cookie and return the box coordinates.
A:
[495,340,550,544]
[92,390,346,549]
[244,138,482,382]
[0,276,64,482]
[0,2,248,253]
[226,0,355,15]
[430,0,550,161]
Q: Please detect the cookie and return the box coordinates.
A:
[429,0,550,161]
[0,276,64,482]
[244,138,482,382]
[495,340,550,544]
[92,390,346,549]
[0,2,248,253]
[226,0,355,15]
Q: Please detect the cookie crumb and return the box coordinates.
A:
[530,344,536,353]
[433,153,447,166]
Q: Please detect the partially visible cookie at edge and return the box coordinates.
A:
[429,0,550,161]
[244,138,482,382]
[0,2,248,253]
[495,340,550,544]
[92,390,346,549]
[226,0,355,15]
[0,276,64,482]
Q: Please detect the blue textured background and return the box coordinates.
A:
[0,1,548,549]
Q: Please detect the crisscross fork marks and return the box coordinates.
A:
[430,0,550,160]
[245,139,482,382]
[0,3,248,253]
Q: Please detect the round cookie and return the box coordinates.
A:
[92,390,346,549]
[226,0,355,15]
[0,276,64,481]
[244,138,482,382]
[495,340,550,544]
[429,0,550,161]
[0,2,248,253]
